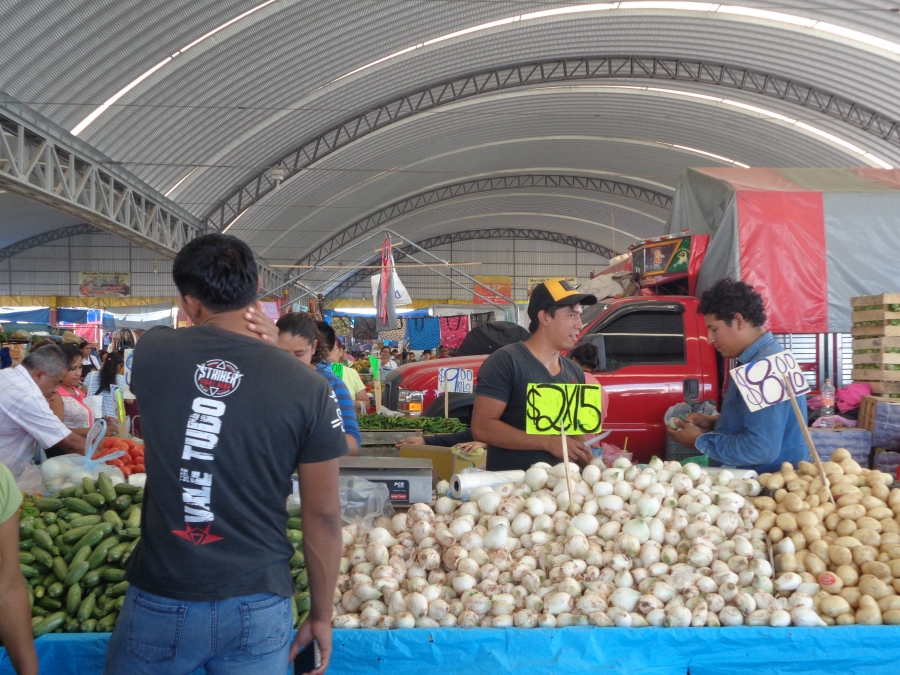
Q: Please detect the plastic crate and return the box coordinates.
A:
[664,436,721,467]
[808,428,872,467]
[859,396,900,450]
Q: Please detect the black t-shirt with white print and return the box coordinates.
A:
[125,325,348,602]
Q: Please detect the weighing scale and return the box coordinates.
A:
[339,457,433,505]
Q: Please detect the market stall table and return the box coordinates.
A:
[3,626,899,675]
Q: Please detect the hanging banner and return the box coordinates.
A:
[474,275,512,305]
[370,272,412,306]
[438,367,475,394]
[79,272,131,297]
[527,277,577,297]
[526,383,603,434]
[375,238,398,331]
[730,350,811,413]
[259,302,280,321]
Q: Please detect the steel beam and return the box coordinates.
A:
[207,55,900,231]
[280,174,668,278]
[0,224,99,260]
[323,228,615,301]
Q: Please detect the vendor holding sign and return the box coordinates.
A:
[472,279,598,471]
[667,279,810,473]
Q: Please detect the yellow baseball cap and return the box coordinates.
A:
[527,278,597,321]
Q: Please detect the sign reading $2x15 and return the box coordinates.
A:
[526,383,603,435]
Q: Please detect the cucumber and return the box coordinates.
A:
[46,524,60,538]
[20,564,39,578]
[102,568,126,583]
[59,486,78,498]
[77,593,96,622]
[70,545,92,568]
[51,556,68,583]
[82,493,106,508]
[66,583,83,615]
[54,536,72,557]
[132,489,142,504]
[61,497,98,516]
[118,527,141,541]
[33,585,45,599]
[65,618,82,633]
[120,504,134,521]
[287,506,302,519]
[121,537,140,565]
[125,506,141,529]
[80,619,98,633]
[42,512,58,526]
[40,572,57,588]
[81,566,106,588]
[112,495,132,512]
[74,486,85,498]
[102,510,123,529]
[97,473,116,503]
[46,581,64,599]
[88,537,120,569]
[56,518,69,534]
[30,546,53,568]
[19,518,35,538]
[105,581,129,597]
[19,538,34,551]
[72,523,113,553]
[31,605,49,617]
[97,612,118,632]
[62,525,94,545]
[32,616,44,628]
[68,515,103,529]
[106,542,130,564]
[65,561,90,587]
[33,612,67,638]
[114,595,126,611]
[114,483,140,496]
[19,551,35,565]
[287,517,303,531]
[37,596,62,611]
[82,477,97,494]
[289,551,305,568]
[35,497,63,512]
[295,567,308,590]
[21,507,41,519]
[295,591,311,613]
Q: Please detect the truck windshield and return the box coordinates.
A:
[580,302,611,328]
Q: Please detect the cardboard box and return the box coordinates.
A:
[398,444,486,482]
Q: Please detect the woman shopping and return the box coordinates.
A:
[49,344,94,438]
[83,351,127,429]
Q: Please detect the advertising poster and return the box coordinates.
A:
[78,272,131,297]
[473,275,512,305]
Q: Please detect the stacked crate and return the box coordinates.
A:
[851,293,900,397]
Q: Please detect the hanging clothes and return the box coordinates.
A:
[353,317,377,341]
[439,315,470,350]
[379,317,406,343]
[471,311,494,328]
[407,317,441,350]
[331,316,352,339]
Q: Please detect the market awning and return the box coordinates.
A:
[0,307,51,324]
[667,168,900,333]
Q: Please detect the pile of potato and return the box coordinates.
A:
[754,449,900,625]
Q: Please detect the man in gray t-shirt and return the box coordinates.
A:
[472,279,597,472]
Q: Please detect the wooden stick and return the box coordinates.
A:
[444,377,450,419]
[375,380,382,410]
[783,374,835,505]
[561,425,575,516]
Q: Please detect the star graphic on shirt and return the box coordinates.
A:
[171,523,223,546]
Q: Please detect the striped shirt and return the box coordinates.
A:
[315,361,360,447]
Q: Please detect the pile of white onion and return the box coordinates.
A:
[332,457,831,629]
[754,449,900,625]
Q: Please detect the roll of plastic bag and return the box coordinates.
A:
[703,467,759,481]
[451,470,525,500]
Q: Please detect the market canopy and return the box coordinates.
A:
[667,168,900,333]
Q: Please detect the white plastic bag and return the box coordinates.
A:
[40,420,126,493]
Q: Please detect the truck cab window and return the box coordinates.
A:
[586,310,686,371]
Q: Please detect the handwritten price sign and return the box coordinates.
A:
[123,349,133,388]
[331,362,345,379]
[731,350,811,413]
[526,383,603,435]
[438,367,474,394]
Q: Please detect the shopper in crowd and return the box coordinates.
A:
[275,314,360,456]
[105,234,347,675]
[329,338,369,415]
[0,461,37,675]
[667,279,809,473]
[83,351,127,425]
[418,349,433,361]
[569,342,600,373]
[79,340,100,379]
[437,345,451,359]
[48,343,95,438]
[377,345,398,373]
[0,345,86,489]
[472,279,597,471]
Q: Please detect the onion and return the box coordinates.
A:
[545,592,575,615]
[571,513,600,537]
[622,519,650,544]
[664,605,692,627]
[435,497,457,515]
[478,492,502,515]
[367,527,399,547]
[610,587,641,612]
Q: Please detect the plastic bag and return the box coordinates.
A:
[664,400,718,429]
[40,420,126,493]
[339,476,395,529]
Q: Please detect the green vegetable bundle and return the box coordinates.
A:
[19,473,310,637]
[357,414,468,433]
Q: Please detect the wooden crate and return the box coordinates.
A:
[851,325,900,338]
[851,294,900,337]
[852,368,900,382]
[852,336,900,351]
[851,294,900,308]
[870,381,900,396]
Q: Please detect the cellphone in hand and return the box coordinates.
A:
[294,639,321,674]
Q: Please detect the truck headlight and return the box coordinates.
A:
[398,389,424,416]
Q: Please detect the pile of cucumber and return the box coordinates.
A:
[19,473,311,638]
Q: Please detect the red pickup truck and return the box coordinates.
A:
[381,291,720,464]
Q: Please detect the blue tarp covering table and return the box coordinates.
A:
[2,626,899,674]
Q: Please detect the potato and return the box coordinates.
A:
[807,494,821,508]
[798,460,817,477]
[830,473,854,486]
[835,613,856,625]
[839,585,862,609]
[767,473,785,490]
[895,579,900,594]
[835,565,859,588]
[859,574,892,600]
[881,519,900,535]
[834,536,862,548]
[819,571,844,594]
[823,532,837,545]
[804,552,827,577]
[878,596,900,612]
[809,540,830,564]
[774,489,788,504]
[790,532,808,551]
[775,552,797,574]
[883,533,900,546]
[769,527,784,544]
[872,483,890,502]
[856,606,883,625]
[817,524,828,538]
[854,530,881,550]
[862,561,893,582]
[867,506,893,521]
[786,479,808,494]
[835,519,858,537]
[819,594,851,617]
[840,459,863,475]
[852,545,877,566]
[837,504,866,521]
[783,470,799,482]
[829,545,853,567]
[776,513,798,534]
[889,559,900,578]
[801,524,821,545]
[820,502,837,516]
[837,493,862,508]
[889,489,900,506]
[775,503,789,515]
[856,517,882,533]
[824,513,842,531]
[755,510,776,532]
[830,449,851,463]
[753,497,776,512]
[885,609,900,625]
[860,495,886,510]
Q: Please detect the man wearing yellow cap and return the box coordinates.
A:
[472,279,597,471]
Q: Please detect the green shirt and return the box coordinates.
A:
[0,462,22,525]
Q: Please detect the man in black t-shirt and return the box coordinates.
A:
[104,235,346,675]
[472,279,598,471]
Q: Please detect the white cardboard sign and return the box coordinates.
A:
[730,350,811,413]
[123,348,134,388]
[438,367,474,394]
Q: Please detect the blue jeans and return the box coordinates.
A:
[104,586,292,675]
